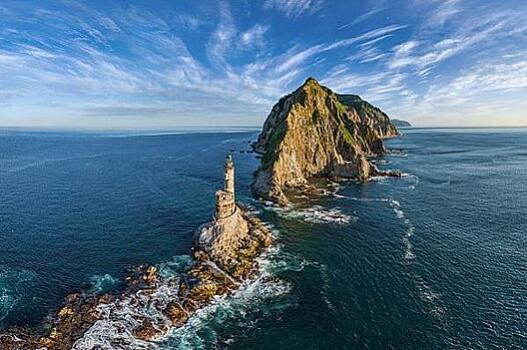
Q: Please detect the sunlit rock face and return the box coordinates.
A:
[252,77,399,205]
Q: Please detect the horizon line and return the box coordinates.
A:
[2,124,527,133]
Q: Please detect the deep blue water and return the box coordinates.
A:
[0,128,525,349]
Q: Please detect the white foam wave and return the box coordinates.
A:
[0,268,36,321]
[387,150,407,157]
[367,171,419,190]
[413,275,448,323]
[73,228,294,350]
[156,242,294,349]
[345,196,391,203]
[369,172,401,183]
[368,175,390,182]
[387,204,447,324]
[326,181,348,199]
[401,173,420,189]
[264,203,355,224]
[394,208,404,219]
[157,255,193,278]
[88,274,120,294]
[402,226,416,260]
[388,200,416,262]
[0,289,16,322]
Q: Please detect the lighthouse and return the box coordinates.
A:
[224,154,235,196]
[215,154,236,219]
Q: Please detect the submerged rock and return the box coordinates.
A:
[252,77,400,204]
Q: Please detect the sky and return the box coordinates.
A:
[0,0,526,129]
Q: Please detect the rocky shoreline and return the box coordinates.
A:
[0,158,273,350]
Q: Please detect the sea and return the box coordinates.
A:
[0,127,525,349]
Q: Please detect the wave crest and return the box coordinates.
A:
[73,228,294,349]
[264,203,355,224]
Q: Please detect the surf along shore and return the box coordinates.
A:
[0,155,273,350]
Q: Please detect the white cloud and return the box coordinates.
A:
[239,24,269,49]
[346,46,381,63]
[206,2,236,68]
[387,9,526,73]
[338,8,386,30]
[1,0,526,128]
[359,54,385,63]
[426,0,462,28]
[276,45,324,73]
[383,59,527,125]
[173,13,203,31]
[428,60,527,103]
[358,34,394,48]
[324,24,407,51]
[264,0,323,19]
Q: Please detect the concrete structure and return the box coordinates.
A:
[224,154,235,195]
[215,154,236,219]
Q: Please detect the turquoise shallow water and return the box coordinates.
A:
[0,128,526,349]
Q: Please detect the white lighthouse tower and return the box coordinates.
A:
[224,154,235,196]
[215,154,236,219]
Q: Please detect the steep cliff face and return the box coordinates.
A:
[252,77,399,204]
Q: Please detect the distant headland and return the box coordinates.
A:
[391,119,412,127]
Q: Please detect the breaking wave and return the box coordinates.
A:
[388,201,447,324]
[388,199,415,261]
[387,149,407,157]
[412,274,448,324]
[73,227,295,350]
[87,274,121,294]
[368,172,419,191]
[402,173,420,189]
[0,268,37,322]
[263,202,355,224]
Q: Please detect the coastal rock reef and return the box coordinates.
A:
[0,155,273,350]
[252,77,400,204]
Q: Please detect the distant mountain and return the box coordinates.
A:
[391,119,412,127]
[251,77,400,205]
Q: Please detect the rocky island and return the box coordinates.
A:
[0,155,273,349]
[252,77,400,205]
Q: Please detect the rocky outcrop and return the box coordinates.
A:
[195,205,273,280]
[391,119,412,127]
[0,157,273,350]
[252,77,400,204]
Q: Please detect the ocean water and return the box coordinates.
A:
[0,128,525,349]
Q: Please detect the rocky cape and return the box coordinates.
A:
[0,204,272,350]
[391,119,412,127]
[252,77,400,205]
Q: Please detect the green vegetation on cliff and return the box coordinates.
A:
[261,118,286,169]
[337,94,389,120]
[252,77,399,204]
